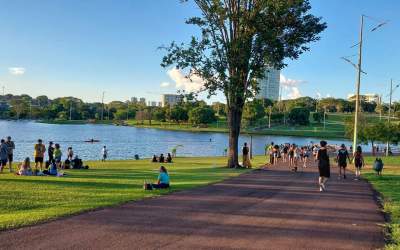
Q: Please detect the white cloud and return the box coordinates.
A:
[287,87,302,99]
[8,67,25,76]
[280,74,305,87]
[280,74,304,99]
[160,82,171,88]
[167,68,204,92]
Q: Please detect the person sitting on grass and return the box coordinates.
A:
[43,161,58,176]
[151,155,158,163]
[18,157,33,176]
[144,166,170,190]
[166,153,173,163]
[159,154,165,163]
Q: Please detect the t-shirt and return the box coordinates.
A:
[48,146,54,157]
[34,144,46,158]
[158,172,170,184]
[0,143,8,160]
[337,149,349,164]
[242,146,249,155]
[5,141,15,155]
[53,148,62,158]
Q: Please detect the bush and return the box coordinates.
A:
[288,107,310,125]
[189,106,217,125]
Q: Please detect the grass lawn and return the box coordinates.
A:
[362,156,400,249]
[0,156,267,231]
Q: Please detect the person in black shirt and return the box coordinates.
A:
[317,140,330,192]
[159,154,165,163]
[242,142,251,168]
[48,142,54,164]
[337,144,351,179]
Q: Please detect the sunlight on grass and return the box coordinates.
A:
[362,156,400,249]
[0,156,267,230]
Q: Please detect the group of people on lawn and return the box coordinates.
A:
[0,137,86,177]
[151,153,173,163]
[0,136,170,189]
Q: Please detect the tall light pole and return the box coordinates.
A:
[268,106,272,128]
[386,79,399,156]
[352,15,364,153]
[341,15,387,153]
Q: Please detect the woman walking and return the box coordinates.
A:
[353,146,364,180]
[317,141,330,192]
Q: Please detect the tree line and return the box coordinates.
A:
[1,94,396,127]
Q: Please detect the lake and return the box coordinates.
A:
[0,120,357,162]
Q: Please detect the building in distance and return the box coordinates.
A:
[347,93,380,103]
[161,94,183,107]
[255,67,280,101]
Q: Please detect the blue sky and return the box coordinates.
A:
[0,0,399,103]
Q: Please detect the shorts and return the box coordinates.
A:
[355,164,362,169]
[338,162,347,168]
[0,159,7,166]
[35,157,44,163]
[55,156,61,163]
[7,154,13,162]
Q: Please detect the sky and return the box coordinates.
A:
[0,0,399,104]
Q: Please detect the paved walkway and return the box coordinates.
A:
[0,161,384,250]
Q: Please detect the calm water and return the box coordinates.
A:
[0,120,356,162]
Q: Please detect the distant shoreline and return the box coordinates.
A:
[33,119,346,139]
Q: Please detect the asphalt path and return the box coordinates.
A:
[0,160,385,250]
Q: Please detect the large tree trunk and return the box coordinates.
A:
[227,106,242,168]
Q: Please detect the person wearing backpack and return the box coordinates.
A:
[337,144,351,180]
[353,146,364,180]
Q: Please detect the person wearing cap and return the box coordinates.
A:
[337,144,351,179]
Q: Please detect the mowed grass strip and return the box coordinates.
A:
[362,156,400,249]
[0,156,267,231]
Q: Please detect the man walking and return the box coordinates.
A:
[5,136,15,172]
[337,144,351,179]
[0,139,9,173]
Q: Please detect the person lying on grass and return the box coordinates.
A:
[17,157,33,176]
[144,166,170,190]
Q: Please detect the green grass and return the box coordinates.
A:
[0,156,267,231]
[362,156,400,249]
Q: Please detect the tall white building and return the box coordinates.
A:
[256,67,280,101]
[161,94,183,107]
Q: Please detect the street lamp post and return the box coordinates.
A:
[353,15,364,153]
[386,79,400,156]
[268,106,272,128]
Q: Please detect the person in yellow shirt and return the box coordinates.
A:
[34,139,46,171]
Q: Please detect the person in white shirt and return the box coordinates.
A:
[102,146,108,162]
